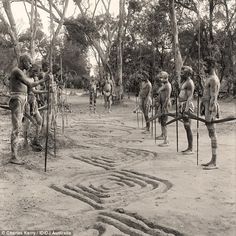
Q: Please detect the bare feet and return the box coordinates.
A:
[201,161,215,167]
[201,162,218,170]
[9,157,24,165]
[158,141,169,147]
[142,130,150,134]
[155,135,164,140]
[182,149,194,155]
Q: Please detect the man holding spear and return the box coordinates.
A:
[178,66,195,155]
[89,76,98,114]
[155,71,172,146]
[23,64,48,152]
[8,54,48,165]
[138,72,152,132]
[200,57,220,169]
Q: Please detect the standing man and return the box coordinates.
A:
[37,60,50,109]
[89,77,98,114]
[200,57,220,169]
[179,66,195,154]
[23,64,47,151]
[8,54,48,165]
[52,64,62,109]
[155,71,172,146]
[37,60,50,131]
[103,75,113,113]
[138,72,152,132]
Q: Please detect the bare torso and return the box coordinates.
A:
[139,81,152,99]
[179,78,194,102]
[90,81,97,92]
[201,72,220,120]
[203,74,220,101]
[103,80,112,93]
[159,82,171,106]
[9,68,29,94]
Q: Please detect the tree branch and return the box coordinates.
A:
[73,0,86,17]
[51,0,63,18]
[12,0,60,23]
[52,0,69,44]
[175,0,198,14]
[92,0,101,19]
[2,0,21,61]
[23,0,31,23]
[82,0,91,16]
[224,6,236,32]
[0,13,13,38]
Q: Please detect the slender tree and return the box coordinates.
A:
[116,0,125,99]
[169,0,183,83]
[1,0,21,62]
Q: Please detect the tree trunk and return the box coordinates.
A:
[232,55,236,96]
[73,0,120,96]
[45,0,69,64]
[209,0,214,44]
[228,30,236,96]
[51,0,69,47]
[116,0,125,100]
[223,0,236,95]
[29,0,38,60]
[91,38,113,77]
[2,0,21,63]
[169,0,183,84]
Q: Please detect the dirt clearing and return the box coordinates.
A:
[0,94,235,236]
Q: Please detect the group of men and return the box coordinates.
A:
[88,75,114,114]
[138,57,220,169]
[8,52,115,165]
[7,53,220,170]
[8,54,63,165]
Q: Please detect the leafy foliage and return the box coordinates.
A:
[1,0,236,95]
[64,16,99,50]
[59,37,90,89]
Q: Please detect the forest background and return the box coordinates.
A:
[0,0,235,97]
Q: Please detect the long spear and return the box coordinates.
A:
[151,95,154,137]
[65,67,69,126]
[136,97,139,128]
[45,0,53,172]
[60,54,65,134]
[175,93,179,152]
[154,114,156,143]
[139,44,144,129]
[197,2,201,166]
[141,110,144,128]
[52,11,57,159]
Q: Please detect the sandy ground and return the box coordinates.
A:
[0,92,235,236]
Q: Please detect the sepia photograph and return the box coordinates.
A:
[0,0,235,235]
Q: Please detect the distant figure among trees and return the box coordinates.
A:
[89,76,98,114]
[154,71,172,147]
[102,75,114,113]
[138,72,152,132]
